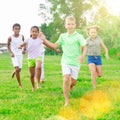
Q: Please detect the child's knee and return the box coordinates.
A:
[15,68,20,73]
[73,80,76,85]
[97,72,102,77]
[64,75,70,81]
[63,77,70,86]
[98,74,102,77]
[36,66,41,70]
[30,74,34,78]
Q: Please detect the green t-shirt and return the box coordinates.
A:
[56,31,86,66]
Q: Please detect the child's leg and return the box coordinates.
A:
[69,66,79,90]
[11,56,20,79]
[41,54,44,82]
[89,63,97,88]
[70,78,76,90]
[63,74,71,106]
[11,55,23,88]
[96,65,102,77]
[41,60,44,82]
[29,67,35,91]
[15,67,22,88]
[35,60,42,88]
[12,70,16,78]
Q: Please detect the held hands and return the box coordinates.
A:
[10,52,14,57]
[18,45,26,54]
[38,32,46,41]
[18,43,25,49]
[22,47,26,54]
[55,49,61,53]
[78,55,85,64]
[18,46,22,49]
[22,50,26,54]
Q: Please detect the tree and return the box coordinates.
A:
[49,0,98,28]
[89,0,120,50]
[39,0,98,41]
[87,0,120,55]
[39,0,120,56]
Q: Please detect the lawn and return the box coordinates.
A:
[0,53,120,120]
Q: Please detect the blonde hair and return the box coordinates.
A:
[65,15,76,23]
[86,25,100,35]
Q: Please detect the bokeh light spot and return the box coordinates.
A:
[58,107,80,120]
[80,90,111,119]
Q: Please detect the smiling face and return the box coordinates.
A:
[30,27,39,39]
[64,16,76,34]
[88,28,98,40]
[13,26,20,36]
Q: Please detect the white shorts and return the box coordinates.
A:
[11,55,23,68]
[62,64,80,80]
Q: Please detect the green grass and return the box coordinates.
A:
[0,53,120,120]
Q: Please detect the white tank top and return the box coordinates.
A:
[10,34,23,55]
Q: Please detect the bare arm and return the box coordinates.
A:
[22,35,25,42]
[7,36,14,57]
[40,33,59,50]
[79,45,87,64]
[21,35,26,54]
[20,35,26,48]
[100,41,109,59]
[43,39,59,50]
[19,42,26,49]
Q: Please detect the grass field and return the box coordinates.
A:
[0,53,120,120]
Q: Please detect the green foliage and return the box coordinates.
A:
[48,0,98,28]
[40,23,52,40]
[94,16,120,50]
[39,0,120,56]
[40,0,98,39]
[88,0,120,51]
[109,48,120,58]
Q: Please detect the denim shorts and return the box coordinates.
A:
[87,56,102,65]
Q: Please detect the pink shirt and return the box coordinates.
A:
[25,37,43,59]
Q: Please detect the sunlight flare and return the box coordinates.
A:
[80,90,111,119]
[106,0,120,16]
[58,107,80,120]
[57,81,120,119]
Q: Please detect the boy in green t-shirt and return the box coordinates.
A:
[42,15,87,106]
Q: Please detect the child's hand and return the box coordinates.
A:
[56,49,61,53]
[22,50,26,54]
[22,47,26,54]
[10,52,14,57]
[39,32,46,41]
[18,46,22,49]
[79,55,84,64]
[39,31,43,37]
[105,54,109,60]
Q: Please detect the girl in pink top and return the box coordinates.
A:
[19,26,43,91]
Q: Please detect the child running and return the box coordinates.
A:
[86,25,109,89]
[19,26,43,92]
[41,15,87,106]
[7,23,25,88]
